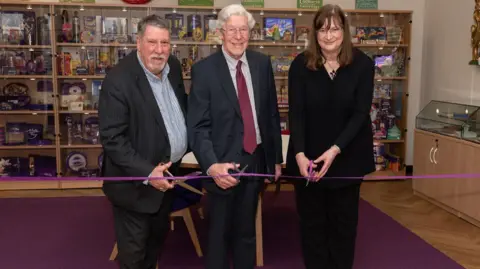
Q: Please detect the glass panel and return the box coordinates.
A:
[59,112,99,146]
[246,9,311,134]
[0,110,57,182]
[0,4,52,47]
[53,5,147,114]
[60,147,102,180]
[415,100,479,138]
[347,12,410,46]
[417,100,477,124]
[361,46,407,78]
[371,80,404,140]
[0,147,56,177]
[0,112,55,146]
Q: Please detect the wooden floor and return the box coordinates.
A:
[361,180,480,269]
[1,180,479,268]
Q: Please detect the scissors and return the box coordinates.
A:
[162,167,204,196]
[230,163,249,182]
[306,160,314,187]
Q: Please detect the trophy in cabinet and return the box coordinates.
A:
[470,0,480,64]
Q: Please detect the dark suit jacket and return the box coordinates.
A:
[187,49,283,193]
[285,49,375,188]
[98,50,187,213]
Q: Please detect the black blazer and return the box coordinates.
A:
[285,48,375,187]
[187,49,283,192]
[98,50,187,213]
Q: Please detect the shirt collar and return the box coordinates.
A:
[222,45,248,70]
[137,51,170,82]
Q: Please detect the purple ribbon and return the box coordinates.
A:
[2,172,480,181]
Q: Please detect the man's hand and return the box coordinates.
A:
[274,164,282,181]
[149,162,175,192]
[208,163,240,189]
[266,164,282,183]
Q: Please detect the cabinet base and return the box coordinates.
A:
[414,190,480,228]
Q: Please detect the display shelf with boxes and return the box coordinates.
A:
[0,3,59,189]
[0,1,412,189]
[348,10,411,179]
[413,100,480,227]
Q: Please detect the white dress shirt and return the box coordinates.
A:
[221,46,262,144]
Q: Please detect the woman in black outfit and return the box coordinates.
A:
[286,4,376,269]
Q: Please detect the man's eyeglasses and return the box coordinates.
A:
[223,27,250,36]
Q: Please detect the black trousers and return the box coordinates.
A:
[294,181,361,269]
[112,190,174,269]
[204,145,265,269]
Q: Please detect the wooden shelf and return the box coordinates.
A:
[58,110,98,114]
[57,43,136,48]
[0,75,52,79]
[355,44,408,48]
[57,75,105,79]
[0,45,51,49]
[0,1,414,14]
[375,139,405,143]
[0,145,56,150]
[0,110,54,115]
[60,145,102,149]
[375,76,407,80]
[55,41,408,48]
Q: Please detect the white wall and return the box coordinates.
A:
[421,0,476,107]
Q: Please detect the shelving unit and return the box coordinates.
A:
[0,1,412,189]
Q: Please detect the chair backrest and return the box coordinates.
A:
[171,178,203,212]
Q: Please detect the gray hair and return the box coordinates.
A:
[217,4,256,30]
[137,14,170,37]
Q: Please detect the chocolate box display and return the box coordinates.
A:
[64,115,99,145]
[0,155,55,177]
[66,151,87,172]
[165,13,185,40]
[0,11,36,45]
[0,157,29,176]
[29,155,56,177]
[264,17,294,42]
[2,122,53,146]
[60,82,86,110]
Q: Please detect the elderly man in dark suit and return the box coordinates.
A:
[187,4,283,269]
[98,14,187,269]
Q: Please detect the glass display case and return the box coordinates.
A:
[0,1,413,189]
[415,100,480,143]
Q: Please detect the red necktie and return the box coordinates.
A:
[236,60,257,154]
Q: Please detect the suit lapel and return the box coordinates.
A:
[216,52,241,117]
[246,51,261,120]
[132,53,169,141]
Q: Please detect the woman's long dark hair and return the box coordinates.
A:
[304,4,354,70]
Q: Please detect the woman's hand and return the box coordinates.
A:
[296,152,314,178]
[312,146,341,181]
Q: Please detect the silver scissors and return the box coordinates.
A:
[231,163,249,181]
[164,169,204,196]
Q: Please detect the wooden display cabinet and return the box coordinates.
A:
[0,1,413,190]
[413,100,480,227]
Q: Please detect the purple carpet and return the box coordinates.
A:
[0,191,463,269]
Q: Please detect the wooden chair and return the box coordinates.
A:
[109,179,204,265]
[109,186,265,267]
